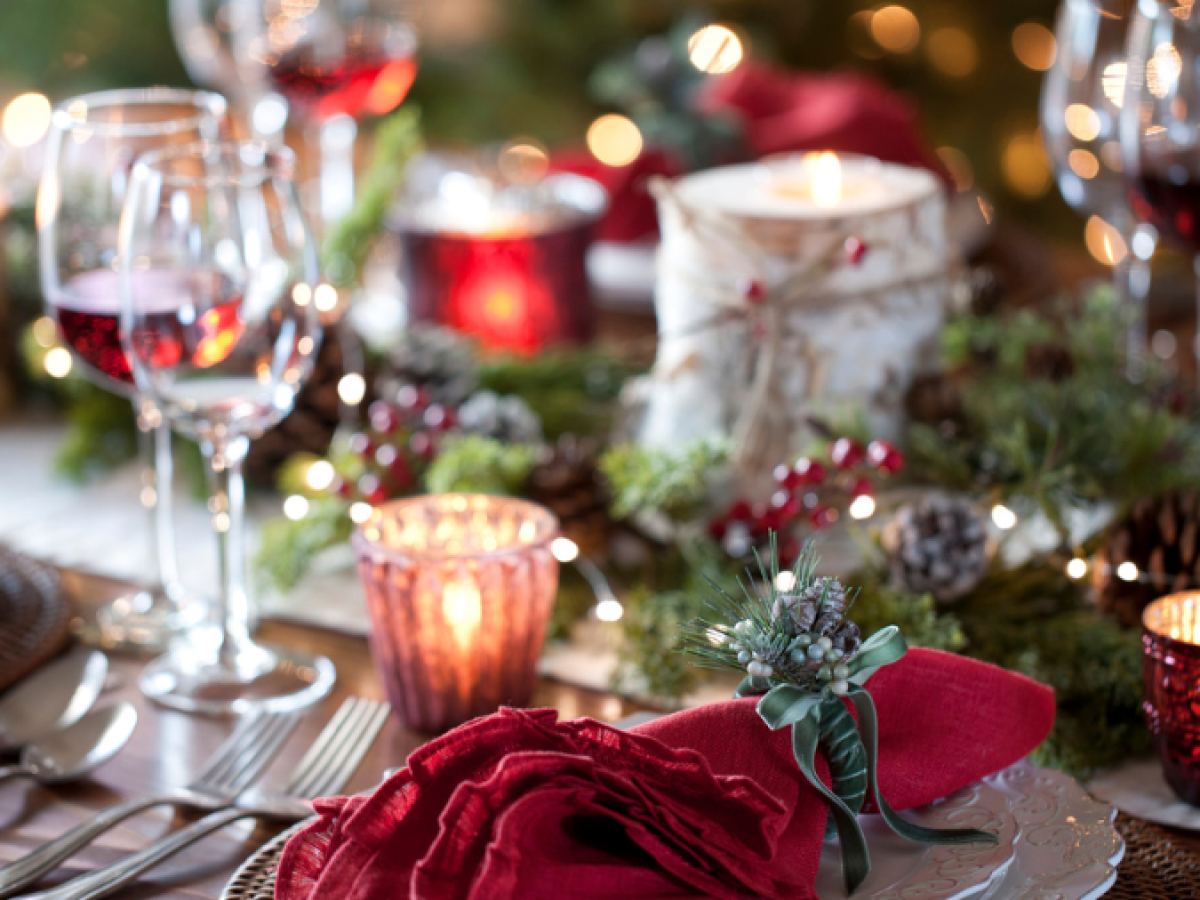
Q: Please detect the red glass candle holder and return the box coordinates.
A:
[352,494,560,732]
[1144,592,1200,804]
[393,163,606,354]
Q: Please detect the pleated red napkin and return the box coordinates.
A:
[274,649,1053,900]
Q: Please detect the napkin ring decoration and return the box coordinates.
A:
[683,539,998,895]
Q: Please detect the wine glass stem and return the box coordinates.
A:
[317,114,357,228]
[201,436,253,669]
[135,397,183,598]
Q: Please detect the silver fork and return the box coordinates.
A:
[0,712,299,899]
[21,698,390,900]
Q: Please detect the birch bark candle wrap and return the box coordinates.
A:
[641,154,950,484]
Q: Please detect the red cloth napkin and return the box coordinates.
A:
[274,649,1054,900]
[552,64,947,243]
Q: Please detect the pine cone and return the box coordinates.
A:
[457,391,543,444]
[905,372,964,435]
[882,496,990,603]
[375,324,478,407]
[245,324,344,483]
[1095,492,1200,628]
[526,436,611,557]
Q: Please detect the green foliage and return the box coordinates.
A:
[322,108,423,287]
[477,351,640,440]
[600,438,729,521]
[911,288,1200,537]
[850,579,966,654]
[424,435,539,495]
[255,497,354,595]
[617,589,707,700]
[949,560,1148,775]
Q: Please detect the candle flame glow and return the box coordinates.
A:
[811,153,842,208]
[1146,592,1200,645]
[443,576,483,646]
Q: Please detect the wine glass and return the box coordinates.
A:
[169,0,292,144]
[1122,0,1200,378]
[233,0,419,226]
[119,141,335,713]
[37,88,227,652]
[1041,0,1157,376]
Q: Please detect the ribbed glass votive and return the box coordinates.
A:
[1144,592,1200,804]
[353,494,560,732]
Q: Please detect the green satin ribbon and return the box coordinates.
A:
[750,626,997,895]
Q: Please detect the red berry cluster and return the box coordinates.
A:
[707,437,904,563]
[333,387,457,506]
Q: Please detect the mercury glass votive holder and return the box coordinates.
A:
[352,494,560,732]
[1144,592,1200,804]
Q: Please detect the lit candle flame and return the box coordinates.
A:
[811,152,842,208]
[443,575,483,648]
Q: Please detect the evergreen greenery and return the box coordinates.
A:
[600,438,729,521]
[424,434,539,495]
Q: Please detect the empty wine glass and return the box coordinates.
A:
[37,88,227,652]
[1122,0,1200,379]
[119,141,335,713]
[1042,0,1157,376]
[233,0,419,226]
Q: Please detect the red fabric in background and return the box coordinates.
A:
[552,64,947,243]
[275,649,1054,900]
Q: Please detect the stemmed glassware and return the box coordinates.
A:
[232,0,419,226]
[37,88,226,652]
[1122,0,1200,378]
[1041,0,1157,376]
[118,141,335,713]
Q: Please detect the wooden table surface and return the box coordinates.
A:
[0,570,649,900]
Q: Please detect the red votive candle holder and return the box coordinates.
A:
[1144,592,1200,804]
[393,159,607,354]
[352,494,560,732]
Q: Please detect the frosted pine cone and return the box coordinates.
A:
[882,496,989,604]
[376,324,478,407]
[457,390,543,444]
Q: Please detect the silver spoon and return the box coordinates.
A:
[0,650,109,753]
[0,704,137,787]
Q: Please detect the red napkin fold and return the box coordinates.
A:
[552,63,947,243]
[275,649,1054,900]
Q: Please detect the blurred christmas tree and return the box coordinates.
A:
[0,0,1073,230]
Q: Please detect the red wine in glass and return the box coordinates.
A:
[49,270,245,391]
[267,46,417,121]
[1129,170,1200,255]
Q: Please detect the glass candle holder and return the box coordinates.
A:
[1144,592,1200,804]
[353,494,560,732]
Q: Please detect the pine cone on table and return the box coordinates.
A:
[526,436,612,557]
[881,496,990,604]
[375,324,478,408]
[1095,492,1200,628]
[457,390,543,444]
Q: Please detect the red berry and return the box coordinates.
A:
[844,236,868,265]
[759,509,783,533]
[424,404,450,430]
[867,440,904,474]
[396,385,427,410]
[368,402,398,434]
[389,454,414,488]
[830,438,864,469]
[358,473,386,506]
[793,457,828,485]
[348,432,374,458]
[741,279,767,304]
[709,518,729,540]
[729,500,752,521]
[780,537,801,563]
[851,478,873,498]
[375,444,399,469]
[333,476,351,498]
[770,489,791,509]
[809,505,839,529]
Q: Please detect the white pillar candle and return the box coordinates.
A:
[641,153,949,486]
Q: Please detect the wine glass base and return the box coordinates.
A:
[138,642,336,715]
[77,588,207,654]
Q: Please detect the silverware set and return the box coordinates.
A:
[0,654,389,900]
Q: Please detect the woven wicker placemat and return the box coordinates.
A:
[0,546,72,693]
[1108,813,1200,900]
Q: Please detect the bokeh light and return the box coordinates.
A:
[32,317,58,348]
[1102,62,1127,108]
[498,138,549,184]
[2,93,51,148]
[991,504,1018,530]
[306,460,336,491]
[1001,130,1052,199]
[1066,557,1088,579]
[871,6,921,54]
[43,347,72,379]
[314,283,339,312]
[550,537,580,563]
[283,494,310,520]
[1148,42,1182,99]
[595,598,624,622]
[1012,22,1056,71]
[687,24,744,74]
[926,27,978,78]
[1064,103,1101,142]
[338,372,367,406]
[1085,215,1128,266]
[587,114,643,167]
[1069,149,1100,179]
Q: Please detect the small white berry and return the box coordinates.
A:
[794,634,813,647]
[817,636,833,651]
[830,680,849,695]
[737,650,751,664]
[807,644,826,661]
[789,648,808,665]
[833,665,850,679]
